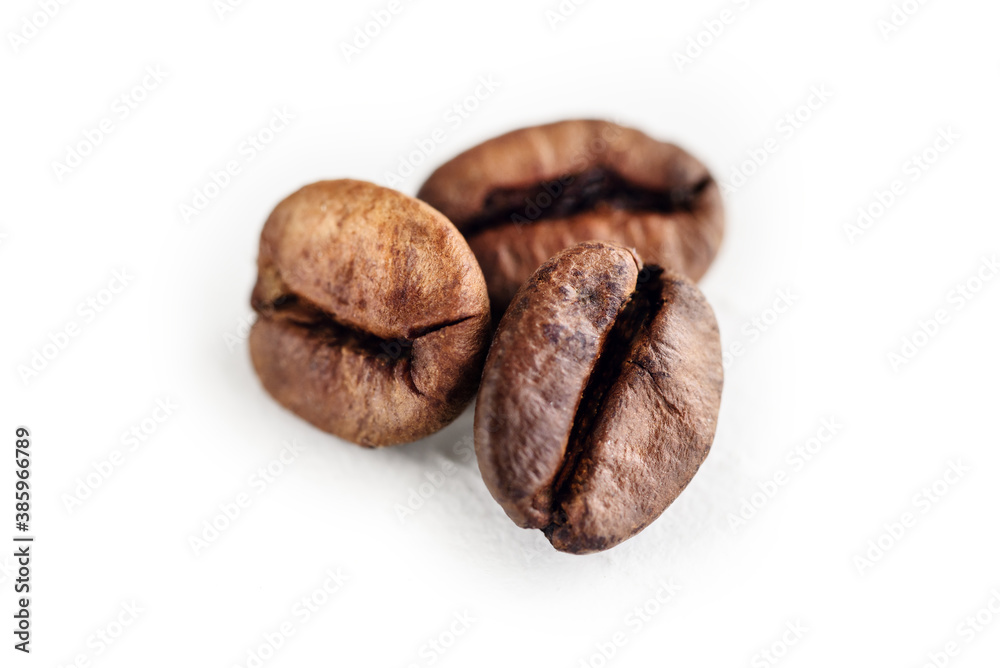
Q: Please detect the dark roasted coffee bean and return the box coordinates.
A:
[474,241,723,553]
[249,179,491,447]
[418,120,724,315]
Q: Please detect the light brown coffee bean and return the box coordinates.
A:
[249,179,491,447]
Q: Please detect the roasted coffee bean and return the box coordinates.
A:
[474,241,723,554]
[249,179,491,447]
[418,120,724,315]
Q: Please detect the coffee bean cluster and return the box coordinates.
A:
[249,120,725,554]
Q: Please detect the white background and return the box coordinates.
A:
[3,0,999,666]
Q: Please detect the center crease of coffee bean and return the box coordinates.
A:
[255,292,476,367]
[543,266,668,531]
[463,168,712,234]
